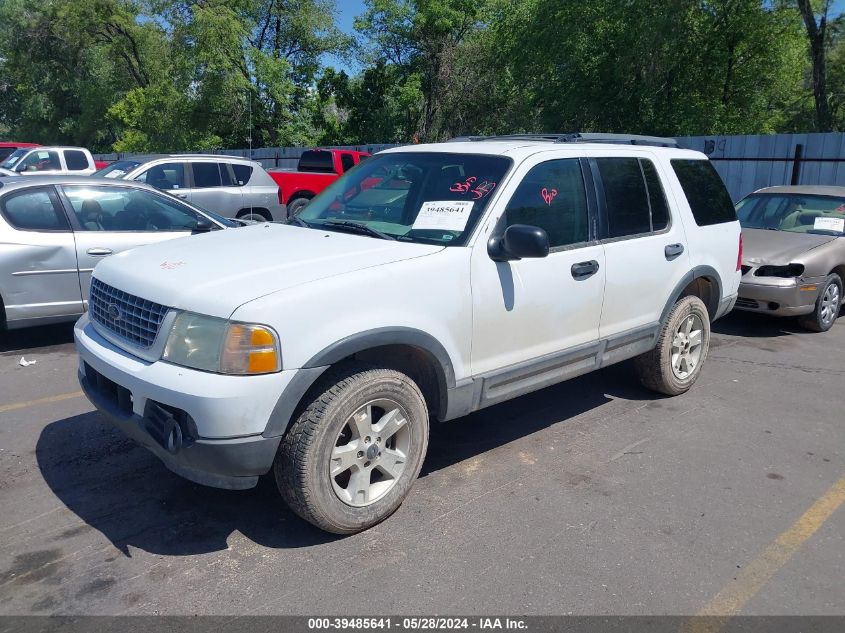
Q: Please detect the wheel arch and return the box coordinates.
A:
[236,207,272,221]
[828,264,845,283]
[660,266,723,325]
[263,328,456,438]
[289,191,315,202]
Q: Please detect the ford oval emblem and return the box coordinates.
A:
[106,303,122,321]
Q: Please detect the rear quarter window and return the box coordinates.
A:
[671,159,737,226]
[298,150,335,173]
[64,150,89,171]
[231,163,253,186]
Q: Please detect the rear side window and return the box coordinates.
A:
[503,159,589,248]
[2,188,70,231]
[642,160,670,231]
[340,153,355,173]
[671,159,736,226]
[298,150,334,173]
[596,158,651,237]
[64,150,89,171]
[192,162,222,188]
[231,163,253,186]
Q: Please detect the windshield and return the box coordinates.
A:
[297,152,512,245]
[737,193,845,236]
[0,149,28,169]
[94,159,144,179]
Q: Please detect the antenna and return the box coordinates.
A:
[248,90,253,158]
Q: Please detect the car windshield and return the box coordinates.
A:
[737,193,845,236]
[296,152,512,245]
[0,149,28,169]
[95,159,145,179]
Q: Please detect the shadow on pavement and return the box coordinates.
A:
[0,322,75,354]
[36,362,653,554]
[713,306,843,338]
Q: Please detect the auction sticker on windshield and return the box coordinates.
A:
[412,200,474,231]
[814,217,845,233]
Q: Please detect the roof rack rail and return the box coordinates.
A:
[448,133,679,148]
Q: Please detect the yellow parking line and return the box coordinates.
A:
[0,391,84,414]
[686,475,845,633]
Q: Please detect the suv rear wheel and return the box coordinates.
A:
[275,363,429,534]
[634,295,711,396]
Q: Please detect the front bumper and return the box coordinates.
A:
[74,314,295,489]
[735,276,823,317]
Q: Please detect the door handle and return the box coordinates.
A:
[86,247,113,257]
[571,260,600,280]
[175,193,188,199]
[664,243,685,260]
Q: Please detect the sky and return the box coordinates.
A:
[322,0,367,74]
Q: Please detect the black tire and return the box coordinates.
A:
[237,208,272,222]
[797,274,841,333]
[287,197,310,218]
[275,362,429,534]
[634,295,711,396]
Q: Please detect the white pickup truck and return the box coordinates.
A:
[75,133,741,534]
[0,146,98,176]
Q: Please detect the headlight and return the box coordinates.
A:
[754,263,804,278]
[162,312,281,375]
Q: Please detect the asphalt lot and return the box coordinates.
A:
[0,311,842,616]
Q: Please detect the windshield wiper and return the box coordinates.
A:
[319,220,396,241]
[287,216,312,227]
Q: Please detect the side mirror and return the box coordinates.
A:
[488,224,550,262]
[194,216,213,232]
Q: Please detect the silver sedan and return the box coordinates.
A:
[0,176,236,330]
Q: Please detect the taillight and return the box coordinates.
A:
[736,233,743,272]
[277,187,284,206]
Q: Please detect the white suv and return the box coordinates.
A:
[75,134,741,533]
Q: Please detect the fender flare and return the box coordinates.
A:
[263,327,456,438]
[659,265,723,326]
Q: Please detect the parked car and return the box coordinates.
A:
[95,155,285,222]
[268,148,370,217]
[735,185,845,331]
[75,133,741,534]
[0,167,16,177]
[0,141,40,162]
[0,176,238,331]
[0,146,99,176]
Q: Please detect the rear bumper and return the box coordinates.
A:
[736,277,823,317]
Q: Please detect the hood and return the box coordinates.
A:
[92,224,442,318]
[741,228,837,266]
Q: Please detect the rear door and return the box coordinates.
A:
[187,162,243,217]
[592,155,690,339]
[58,184,204,304]
[0,186,82,322]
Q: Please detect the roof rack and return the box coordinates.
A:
[448,133,679,149]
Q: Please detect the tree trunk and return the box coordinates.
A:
[797,0,832,131]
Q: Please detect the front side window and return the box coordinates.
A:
[136,162,186,190]
[671,159,736,226]
[737,193,845,235]
[2,188,70,231]
[62,185,204,232]
[17,150,61,173]
[502,159,589,248]
[64,150,89,171]
[298,152,512,245]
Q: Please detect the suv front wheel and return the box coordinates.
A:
[634,295,711,396]
[275,363,429,534]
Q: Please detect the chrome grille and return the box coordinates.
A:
[89,278,170,349]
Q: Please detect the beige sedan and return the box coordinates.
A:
[736,185,845,331]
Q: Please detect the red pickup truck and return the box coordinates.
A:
[268,149,370,216]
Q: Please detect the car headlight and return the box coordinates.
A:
[754,263,805,278]
[162,312,281,375]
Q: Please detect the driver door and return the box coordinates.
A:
[58,184,202,304]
